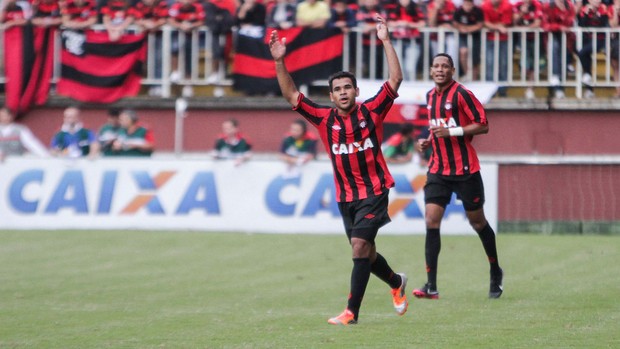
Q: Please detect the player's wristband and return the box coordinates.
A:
[449,127,464,137]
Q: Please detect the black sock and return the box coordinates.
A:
[476,223,500,273]
[425,228,441,287]
[371,253,401,289]
[347,258,371,320]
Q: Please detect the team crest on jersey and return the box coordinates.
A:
[332,125,342,130]
[445,103,452,110]
[359,120,367,129]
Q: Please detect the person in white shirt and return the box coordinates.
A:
[0,106,49,161]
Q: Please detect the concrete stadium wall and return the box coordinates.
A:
[19,108,620,155]
[18,107,620,233]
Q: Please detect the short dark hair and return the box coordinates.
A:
[108,108,121,117]
[399,123,415,135]
[293,119,307,134]
[432,53,455,68]
[328,71,357,91]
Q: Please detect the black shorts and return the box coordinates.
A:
[338,191,391,244]
[424,172,485,211]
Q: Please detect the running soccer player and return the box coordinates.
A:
[269,15,408,325]
[413,53,503,299]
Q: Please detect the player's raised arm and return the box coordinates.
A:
[376,15,403,92]
[269,30,301,107]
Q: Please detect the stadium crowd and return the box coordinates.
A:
[2,0,620,99]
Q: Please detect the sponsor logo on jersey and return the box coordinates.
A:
[331,138,374,155]
[429,117,457,128]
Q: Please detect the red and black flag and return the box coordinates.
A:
[3,24,55,114]
[57,30,146,103]
[233,27,344,95]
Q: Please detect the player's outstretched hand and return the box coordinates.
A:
[375,15,389,41]
[269,30,286,61]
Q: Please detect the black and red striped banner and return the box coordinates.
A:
[233,27,343,95]
[4,25,54,114]
[57,30,146,103]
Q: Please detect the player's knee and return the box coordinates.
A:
[350,238,372,258]
[467,214,487,232]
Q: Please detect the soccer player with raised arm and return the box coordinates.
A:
[269,15,408,325]
[413,53,503,299]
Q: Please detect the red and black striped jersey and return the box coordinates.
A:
[168,1,205,23]
[32,0,61,18]
[577,4,611,40]
[129,0,168,20]
[294,82,397,203]
[100,0,132,22]
[60,0,97,21]
[1,3,27,21]
[425,80,486,176]
[541,0,575,32]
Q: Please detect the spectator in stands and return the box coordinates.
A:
[0,0,29,29]
[59,0,98,30]
[542,0,575,99]
[267,0,296,29]
[481,0,513,97]
[382,122,415,164]
[0,106,49,161]
[279,119,317,176]
[212,119,252,166]
[387,0,426,81]
[130,0,168,96]
[357,0,387,78]
[329,0,357,71]
[427,0,459,72]
[236,0,266,38]
[30,0,62,28]
[296,0,330,28]
[50,106,100,158]
[453,0,484,81]
[329,0,356,31]
[168,0,206,97]
[101,0,134,42]
[204,0,236,84]
[577,0,611,98]
[98,108,122,156]
[111,109,155,156]
[512,0,543,99]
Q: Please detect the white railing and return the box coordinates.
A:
[1,25,619,98]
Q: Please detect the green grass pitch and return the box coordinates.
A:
[1,230,619,348]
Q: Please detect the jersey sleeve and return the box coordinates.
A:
[458,87,487,125]
[292,93,328,127]
[363,82,398,121]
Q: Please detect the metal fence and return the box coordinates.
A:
[1,25,620,98]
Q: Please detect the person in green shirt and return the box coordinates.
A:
[279,119,317,176]
[213,119,252,165]
[98,108,122,156]
[382,123,415,164]
[111,109,154,156]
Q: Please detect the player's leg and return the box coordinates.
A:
[412,203,444,299]
[368,240,409,316]
[362,192,404,291]
[458,172,503,298]
[413,174,450,299]
[329,201,375,324]
[329,193,406,324]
